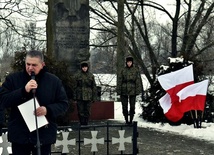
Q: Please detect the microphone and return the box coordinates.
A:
[31,71,36,93]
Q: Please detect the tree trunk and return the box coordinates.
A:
[117,0,125,75]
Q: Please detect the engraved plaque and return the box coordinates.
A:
[47,0,90,73]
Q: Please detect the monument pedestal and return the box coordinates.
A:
[70,101,114,121]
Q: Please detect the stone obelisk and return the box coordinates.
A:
[47,0,90,73]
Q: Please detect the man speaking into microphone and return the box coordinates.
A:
[0,50,68,155]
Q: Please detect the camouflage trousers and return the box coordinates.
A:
[76,100,91,118]
[120,95,136,116]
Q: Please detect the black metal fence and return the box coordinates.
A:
[0,121,139,155]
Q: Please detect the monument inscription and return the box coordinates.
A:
[56,26,88,49]
[47,0,90,73]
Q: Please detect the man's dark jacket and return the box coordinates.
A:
[0,69,68,145]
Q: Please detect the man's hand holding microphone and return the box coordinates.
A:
[25,72,47,116]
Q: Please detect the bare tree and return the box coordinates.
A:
[0,0,47,75]
[89,0,214,85]
[90,31,117,73]
[0,0,47,52]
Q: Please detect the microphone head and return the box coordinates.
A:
[31,71,35,76]
[31,71,36,80]
[31,71,36,93]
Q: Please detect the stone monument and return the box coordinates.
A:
[47,0,90,73]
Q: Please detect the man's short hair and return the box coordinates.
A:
[26,50,44,62]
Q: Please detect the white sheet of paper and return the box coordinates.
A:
[18,98,49,132]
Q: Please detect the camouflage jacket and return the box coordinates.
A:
[73,70,97,101]
[117,66,143,95]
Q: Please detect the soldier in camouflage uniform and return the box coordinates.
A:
[117,56,143,124]
[73,61,97,125]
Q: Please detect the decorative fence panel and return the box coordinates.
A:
[0,122,139,155]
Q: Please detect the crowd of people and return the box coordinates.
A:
[0,50,144,154]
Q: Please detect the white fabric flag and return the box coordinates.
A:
[158,65,194,103]
[177,80,209,101]
[158,65,194,90]
[159,93,184,122]
[159,93,172,114]
[176,80,209,112]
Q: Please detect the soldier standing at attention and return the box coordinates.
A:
[73,61,97,126]
[117,56,143,124]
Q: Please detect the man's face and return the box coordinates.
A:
[25,56,45,75]
[82,66,88,72]
[127,61,133,67]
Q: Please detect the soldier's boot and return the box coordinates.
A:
[78,114,81,125]
[80,117,89,129]
[79,116,85,126]
[129,114,134,125]
[84,117,89,125]
[78,114,81,121]
[124,115,129,124]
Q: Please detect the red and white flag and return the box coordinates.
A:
[177,80,209,112]
[159,78,209,122]
[158,65,194,103]
[159,93,184,122]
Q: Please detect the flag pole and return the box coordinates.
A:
[199,110,204,128]
[190,111,196,128]
[195,110,199,128]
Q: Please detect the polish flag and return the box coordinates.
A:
[158,65,194,103]
[177,80,209,112]
[159,93,183,122]
[159,80,209,122]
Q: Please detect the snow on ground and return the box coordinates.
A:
[114,101,214,143]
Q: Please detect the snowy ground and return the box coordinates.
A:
[114,101,214,144]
